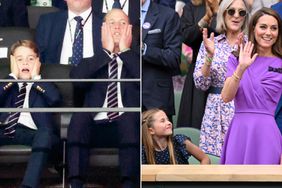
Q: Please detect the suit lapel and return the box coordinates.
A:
[142,2,158,42]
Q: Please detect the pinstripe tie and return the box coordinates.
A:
[107,54,119,120]
[4,82,27,137]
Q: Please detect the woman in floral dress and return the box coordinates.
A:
[193,0,249,156]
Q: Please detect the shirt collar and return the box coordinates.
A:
[68,7,92,23]
[142,0,150,13]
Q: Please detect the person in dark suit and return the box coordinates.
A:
[67,8,140,188]
[0,0,29,27]
[36,0,103,107]
[141,0,182,121]
[36,0,102,65]
[0,40,61,188]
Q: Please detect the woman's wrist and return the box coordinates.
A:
[205,56,213,66]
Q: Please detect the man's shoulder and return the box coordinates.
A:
[151,2,177,16]
[39,11,67,22]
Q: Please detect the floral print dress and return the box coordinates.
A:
[193,34,241,156]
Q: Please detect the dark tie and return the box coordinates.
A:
[107,54,119,120]
[112,0,121,9]
[72,16,83,65]
[4,82,27,137]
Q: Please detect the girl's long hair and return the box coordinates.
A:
[142,109,176,164]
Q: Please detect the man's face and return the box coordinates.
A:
[105,9,130,44]
[66,0,92,14]
[142,0,146,5]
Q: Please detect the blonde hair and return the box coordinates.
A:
[10,40,39,57]
[216,0,249,34]
[142,108,177,164]
[248,7,282,58]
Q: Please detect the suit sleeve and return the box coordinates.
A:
[0,76,17,106]
[32,82,62,107]
[143,11,181,71]
[119,50,140,79]
[69,49,112,89]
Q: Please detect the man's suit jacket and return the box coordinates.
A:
[70,49,140,116]
[142,2,181,116]
[0,77,61,132]
[36,10,102,64]
[0,0,29,27]
[154,0,176,9]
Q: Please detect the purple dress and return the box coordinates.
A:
[221,55,282,164]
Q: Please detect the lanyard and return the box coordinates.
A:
[68,10,92,44]
[105,0,128,12]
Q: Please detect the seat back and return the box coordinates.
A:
[27,6,60,29]
[173,127,200,146]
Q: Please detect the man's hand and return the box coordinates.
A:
[101,22,115,53]
[119,24,132,52]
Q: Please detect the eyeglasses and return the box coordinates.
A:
[226,8,247,17]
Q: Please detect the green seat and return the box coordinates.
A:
[173,127,200,146]
[172,90,182,126]
[188,154,221,165]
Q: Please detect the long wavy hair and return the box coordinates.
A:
[142,108,176,164]
[248,7,282,58]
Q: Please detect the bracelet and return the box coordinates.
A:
[205,56,213,66]
[232,72,241,81]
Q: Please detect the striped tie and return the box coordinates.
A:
[4,82,27,137]
[107,54,119,120]
[72,16,83,65]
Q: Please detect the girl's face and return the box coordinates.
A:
[13,46,38,79]
[224,0,247,33]
[254,15,279,52]
[149,110,173,137]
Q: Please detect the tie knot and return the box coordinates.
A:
[74,16,83,23]
[112,0,122,9]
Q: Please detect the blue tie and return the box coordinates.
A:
[107,54,119,120]
[4,82,27,137]
[72,16,83,65]
[112,0,121,9]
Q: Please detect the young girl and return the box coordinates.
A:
[142,108,210,164]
